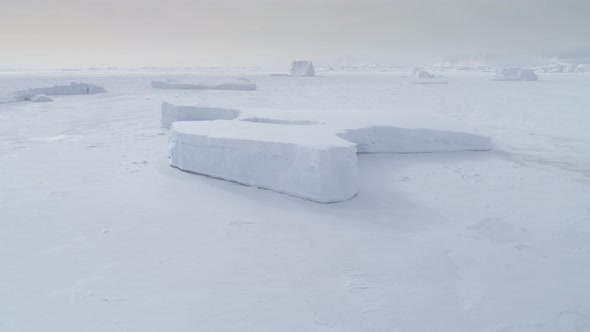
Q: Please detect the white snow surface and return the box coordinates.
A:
[409,77,449,85]
[290,61,316,77]
[161,102,240,129]
[152,78,257,90]
[1,68,590,332]
[170,121,358,203]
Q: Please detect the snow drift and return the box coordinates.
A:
[20,82,107,95]
[152,78,257,91]
[290,61,316,77]
[493,68,539,81]
[169,121,358,203]
[161,102,240,129]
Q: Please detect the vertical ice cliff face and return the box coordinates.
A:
[169,121,358,203]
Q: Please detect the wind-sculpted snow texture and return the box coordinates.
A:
[152,78,257,90]
[161,102,240,129]
[169,121,358,203]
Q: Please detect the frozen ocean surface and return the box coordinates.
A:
[1,67,589,332]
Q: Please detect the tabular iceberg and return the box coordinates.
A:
[169,121,358,203]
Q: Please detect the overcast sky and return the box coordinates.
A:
[1,0,588,68]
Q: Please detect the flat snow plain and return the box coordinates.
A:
[1,68,590,332]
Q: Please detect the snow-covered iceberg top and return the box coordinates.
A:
[163,102,493,153]
[32,96,53,103]
[493,67,539,81]
[152,78,257,91]
[169,121,358,203]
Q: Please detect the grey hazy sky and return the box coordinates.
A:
[1,0,588,68]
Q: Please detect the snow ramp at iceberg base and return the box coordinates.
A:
[169,121,359,203]
[152,78,257,91]
[161,102,240,129]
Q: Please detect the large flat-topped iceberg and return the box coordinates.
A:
[161,102,240,129]
[169,121,358,203]
[152,78,256,91]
